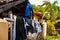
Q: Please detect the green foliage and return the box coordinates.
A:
[46,35,60,40]
[47,20,56,35]
[32,1,60,20]
[45,13,50,19]
[32,5,44,13]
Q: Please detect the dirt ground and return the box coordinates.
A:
[48,38,60,40]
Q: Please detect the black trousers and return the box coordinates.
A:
[16,16,26,40]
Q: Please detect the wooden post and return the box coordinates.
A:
[8,11,13,40]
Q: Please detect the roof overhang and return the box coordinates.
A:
[0,0,25,13]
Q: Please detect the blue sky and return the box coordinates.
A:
[29,0,60,7]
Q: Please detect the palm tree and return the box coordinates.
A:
[41,1,58,21]
[41,1,59,37]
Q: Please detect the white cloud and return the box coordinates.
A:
[57,0,60,7]
[29,0,43,5]
[29,0,60,7]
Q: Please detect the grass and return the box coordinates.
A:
[46,35,60,39]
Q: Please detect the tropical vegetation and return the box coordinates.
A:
[32,1,60,36]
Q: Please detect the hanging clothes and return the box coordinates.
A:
[32,20,37,33]
[24,18,34,34]
[24,2,34,19]
[13,16,16,40]
[35,21,42,33]
[16,16,27,40]
[14,16,42,40]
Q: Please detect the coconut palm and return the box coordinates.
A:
[41,1,60,36]
[41,1,59,21]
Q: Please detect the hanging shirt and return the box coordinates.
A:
[25,2,33,18]
[35,21,42,32]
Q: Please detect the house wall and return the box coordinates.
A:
[0,21,8,40]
